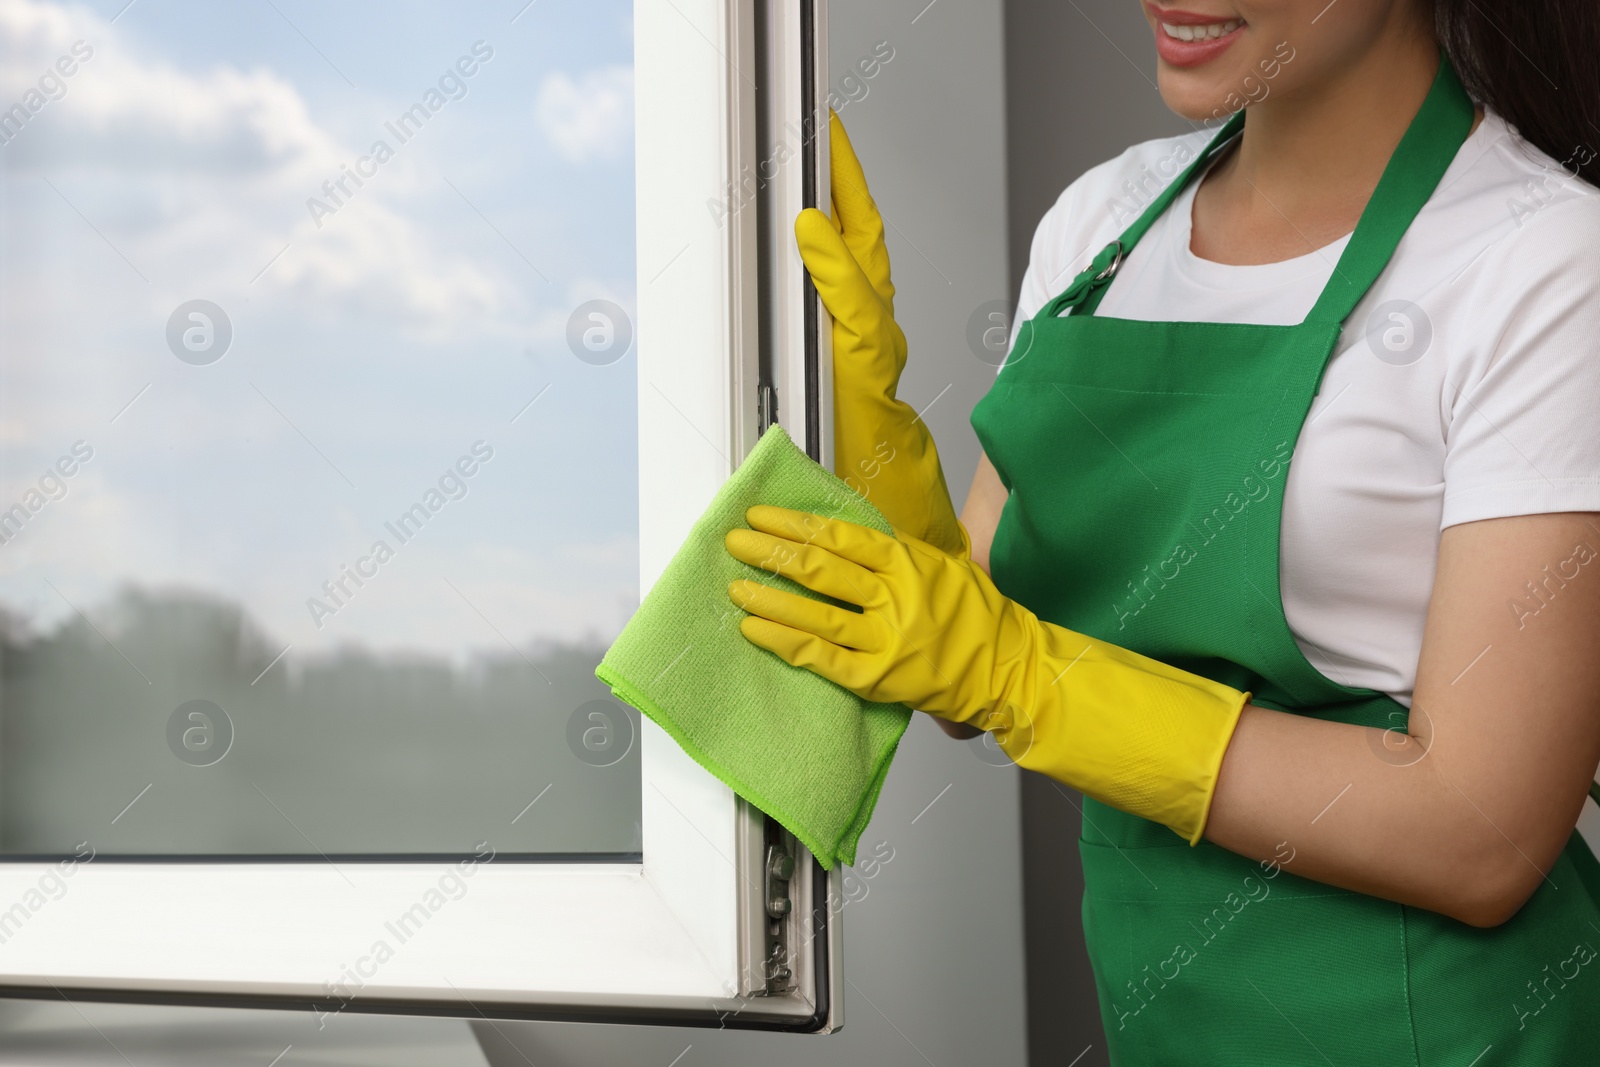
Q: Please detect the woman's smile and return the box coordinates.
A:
[1147,5,1248,67]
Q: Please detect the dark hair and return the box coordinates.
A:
[1435,0,1600,187]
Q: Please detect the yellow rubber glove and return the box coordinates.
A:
[725,505,1251,845]
[796,111,970,559]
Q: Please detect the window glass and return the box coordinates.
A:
[0,0,641,856]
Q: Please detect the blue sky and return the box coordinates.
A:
[0,0,640,661]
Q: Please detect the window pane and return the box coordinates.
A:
[0,0,641,856]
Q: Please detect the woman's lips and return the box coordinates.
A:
[1149,7,1246,68]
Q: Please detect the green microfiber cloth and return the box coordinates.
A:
[596,424,912,870]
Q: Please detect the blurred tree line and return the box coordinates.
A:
[0,589,640,857]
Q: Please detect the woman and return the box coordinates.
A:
[724,0,1600,1061]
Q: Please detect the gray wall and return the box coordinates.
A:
[475,0,1027,1062]
[1002,0,1189,294]
[1001,4,1188,1064]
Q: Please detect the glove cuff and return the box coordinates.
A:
[992,622,1251,846]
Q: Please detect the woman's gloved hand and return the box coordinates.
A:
[796,111,969,559]
[725,505,1252,845]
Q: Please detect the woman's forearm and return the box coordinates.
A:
[960,451,1007,576]
[1205,512,1600,928]
[1203,703,1535,927]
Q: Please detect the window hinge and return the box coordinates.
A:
[758,382,777,433]
[761,840,795,993]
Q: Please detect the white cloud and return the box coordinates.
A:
[533,65,633,164]
[0,0,516,338]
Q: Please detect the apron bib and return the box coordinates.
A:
[971,58,1600,1065]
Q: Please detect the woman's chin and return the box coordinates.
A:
[1155,78,1241,124]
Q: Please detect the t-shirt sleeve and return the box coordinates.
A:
[1440,195,1600,529]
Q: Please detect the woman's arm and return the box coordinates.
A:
[929,452,1009,740]
[1205,510,1600,927]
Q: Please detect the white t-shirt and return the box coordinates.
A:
[1002,112,1600,707]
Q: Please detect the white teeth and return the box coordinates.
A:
[1161,18,1242,41]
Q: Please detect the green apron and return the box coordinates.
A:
[971,58,1600,1065]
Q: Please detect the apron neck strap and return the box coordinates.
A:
[1046,112,1244,319]
[1044,52,1474,325]
[1304,55,1473,325]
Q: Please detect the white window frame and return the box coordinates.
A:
[0,0,841,1031]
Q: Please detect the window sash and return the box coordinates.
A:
[0,0,840,1030]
